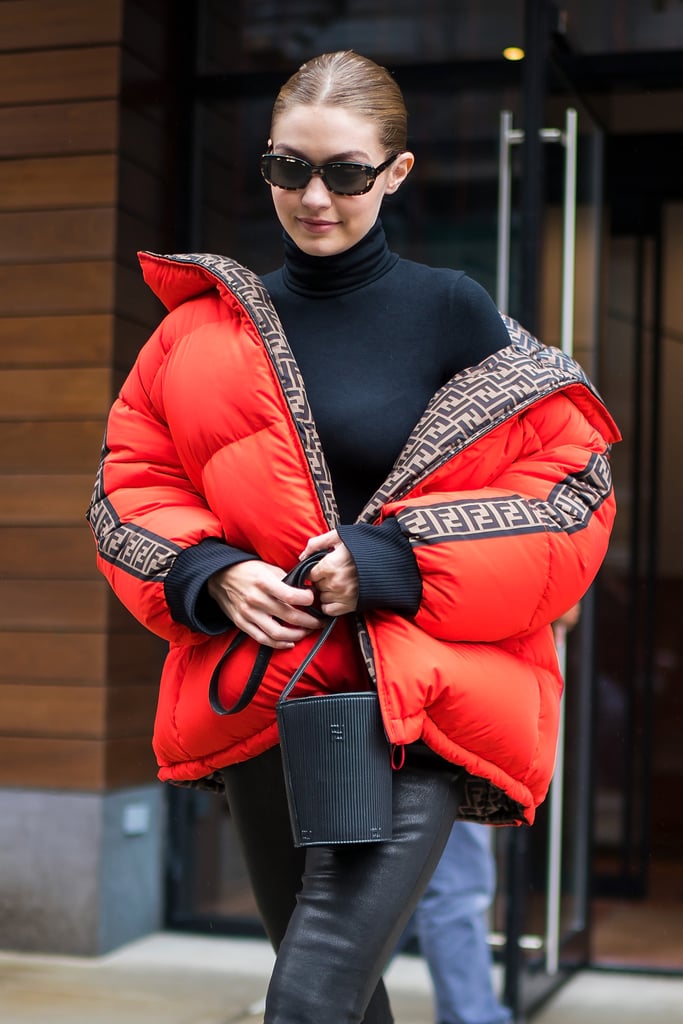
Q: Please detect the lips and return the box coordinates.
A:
[297,218,339,232]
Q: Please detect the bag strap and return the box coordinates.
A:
[208,551,336,716]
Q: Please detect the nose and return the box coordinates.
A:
[300,171,331,207]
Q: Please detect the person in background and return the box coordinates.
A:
[87,50,619,1024]
[400,605,584,1024]
[397,821,512,1024]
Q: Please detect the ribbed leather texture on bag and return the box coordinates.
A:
[276,692,392,847]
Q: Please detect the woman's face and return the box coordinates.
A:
[267,104,413,257]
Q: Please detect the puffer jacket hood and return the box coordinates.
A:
[88,251,620,826]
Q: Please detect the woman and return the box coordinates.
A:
[87,51,619,1024]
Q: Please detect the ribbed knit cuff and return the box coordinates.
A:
[164,537,257,634]
[337,518,422,614]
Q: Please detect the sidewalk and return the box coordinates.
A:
[1,931,682,1024]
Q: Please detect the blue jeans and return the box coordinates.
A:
[398,821,512,1024]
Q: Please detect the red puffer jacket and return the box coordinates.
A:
[87,252,620,825]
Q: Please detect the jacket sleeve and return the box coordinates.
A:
[381,391,618,642]
[86,304,250,644]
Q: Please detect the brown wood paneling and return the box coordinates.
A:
[105,736,158,788]
[0,367,110,418]
[0,527,98,578]
[0,262,114,317]
[107,629,166,686]
[107,684,158,736]
[0,101,118,159]
[0,1,177,796]
[0,736,105,790]
[0,47,120,106]
[113,316,154,375]
[117,211,174,270]
[0,734,160,791]
[0,0,122,50]
[118,156,168,228]
[0,210,116,263]
[115,262,167,328]
[0,683,105,738]
[0,422,104,474]
[106,590,147,630]
[0,580,105,630]
[0,315,112,368]
[119,106,166,174]
[0,475,95,525]
[0,156,116,212]
[0,631,104,683]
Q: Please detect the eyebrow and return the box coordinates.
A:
[273,145,373,163]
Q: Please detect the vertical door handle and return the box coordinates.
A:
[496,107,579,977]
[545,106,578,976]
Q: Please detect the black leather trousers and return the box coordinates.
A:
[222,745,461,1024]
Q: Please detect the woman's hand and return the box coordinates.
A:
[299,530,359,617]
[207,560,323,649]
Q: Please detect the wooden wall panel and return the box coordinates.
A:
[0,475,94,525]
[105,737,159,789]
[0,682,158,742]
[118,157,169,227]
[0,684,105,738]
[107,685,158,737]
[0,155,116,211]
[0,735,161,792]
[0,210,116,263]
[0,263,114,317]
[0,315,112,368]
[0,527,98,578]
[0,422,104,473]
[0,0,174,792]
[118,212,161,271]
[0,48,120,105]
[119,107,166,175]
[0,0,123,50]
[115,262,166,328]
[0,368,110,418]
[0,632,104,683]
[114,316,157,376]
[107,629,168,686]
[0,580,104,631]
[0,101,118,159]
[0,737,105,790]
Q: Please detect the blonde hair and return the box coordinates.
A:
[270,51,408,155]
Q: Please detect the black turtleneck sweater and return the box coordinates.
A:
[258,220,511,615]
[166,220,511,633]
[262,221,510,523]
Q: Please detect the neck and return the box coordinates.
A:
[280,220,397,296]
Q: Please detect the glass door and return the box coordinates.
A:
[493,77,606,1022]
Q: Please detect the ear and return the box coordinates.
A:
[384,151,414,194]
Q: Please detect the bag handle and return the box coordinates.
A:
[208,551,336,716]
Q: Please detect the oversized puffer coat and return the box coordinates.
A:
[87,251,620,826]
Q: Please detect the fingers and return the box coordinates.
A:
[299,530,338,562]
[207,560,323,649]
[304,534,359,616]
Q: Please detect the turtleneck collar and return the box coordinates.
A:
[280,220,398,297]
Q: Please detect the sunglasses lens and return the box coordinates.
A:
[261,155,310,189]
[324,163,371,195]
[260,155,374,195]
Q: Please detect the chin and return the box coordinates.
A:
[296,235,350,258]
